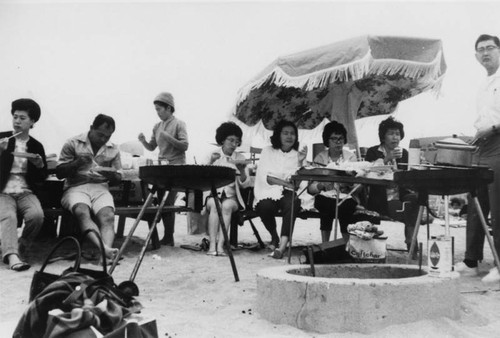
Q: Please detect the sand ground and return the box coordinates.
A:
[2,214,500,337]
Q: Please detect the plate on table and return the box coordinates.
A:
[298,167,354,177]
[12,152,38,159]
[93,166,117,173]
[228,159,253,165]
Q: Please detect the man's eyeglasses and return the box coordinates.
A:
[329,136,344,143]
[476,45,498,54]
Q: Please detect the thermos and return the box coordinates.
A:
[408,139,421,169]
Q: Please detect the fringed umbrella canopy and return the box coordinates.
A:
[233,35,447,148]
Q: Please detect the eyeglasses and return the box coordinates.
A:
[225,137,241,145]
[476,45,498,54]
[329,136,344,143]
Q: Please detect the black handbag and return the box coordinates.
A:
[301,238,353,264]
[75,229,134,308]
[29,236,82,302]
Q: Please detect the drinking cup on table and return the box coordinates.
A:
[393,147,403,159]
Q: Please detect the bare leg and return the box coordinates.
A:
[95,206,118,259]
[206,198,219,253]
[73,204,117,260]
[206,198,238,254]
[217,199,238,253]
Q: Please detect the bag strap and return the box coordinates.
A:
[40,236,82,272]
[80,228,108,274]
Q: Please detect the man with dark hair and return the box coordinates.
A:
[456,34,500,283]
[56,114,121,260]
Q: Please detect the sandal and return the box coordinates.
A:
[206,251,218,256]
[200,238,210,251]
[10,261,31,271]
[268,249,283,259]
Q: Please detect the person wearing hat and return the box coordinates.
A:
[0,98,47,271]
[138,92,189,246]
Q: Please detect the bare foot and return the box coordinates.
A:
[104,247,119,260]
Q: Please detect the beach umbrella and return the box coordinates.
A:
[232,35,447,150]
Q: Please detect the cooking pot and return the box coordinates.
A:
[434,136,477,166]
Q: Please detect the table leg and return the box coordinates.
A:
[406,205,425,264]
[211,184,239,282]
[333,187,340,240]
[471,195,500,276]
[109,189,156,274]
[129,191,170,283]
[287,188,296,264]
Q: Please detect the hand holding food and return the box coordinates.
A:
[138,133,146,143]
[75,154,93,170]
[298,145,308,165]
[210,152,221,164]
[27,153,44,168]
[0,138,8,152]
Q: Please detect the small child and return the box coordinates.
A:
[138,92,189,245]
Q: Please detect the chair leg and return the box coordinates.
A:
[230,216,238,247]
[116,215,126,238]
[248,219,266,248]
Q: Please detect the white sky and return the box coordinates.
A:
[0,1,497,159]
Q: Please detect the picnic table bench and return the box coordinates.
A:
[38,178,192,250]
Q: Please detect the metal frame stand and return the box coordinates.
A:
[110,183,240,282]
[407,189,500,273]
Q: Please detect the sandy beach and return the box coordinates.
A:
[2,214,500,338]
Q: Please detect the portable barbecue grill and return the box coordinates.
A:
[394,165,499,269]
[109,165,239,296]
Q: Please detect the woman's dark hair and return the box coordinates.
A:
[270,120,299,150]
[475,34,500,50]
[11,98,41,122]
[215,122,242,145]
[92,114,116,132]
[378,116,405,143]
[322,121,347,146]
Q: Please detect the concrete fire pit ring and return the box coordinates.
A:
[256,264,460,334]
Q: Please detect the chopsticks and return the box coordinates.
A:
[5,131,22,140]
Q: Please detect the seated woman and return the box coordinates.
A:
[365,117,419,256]
[307,121,358,243]
[0,98,47,271]
[254,120,307,259]
[204,122,251,256]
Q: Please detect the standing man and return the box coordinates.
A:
[456,34,500,283]
[138,92,189,246]
[57,114,121,260]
